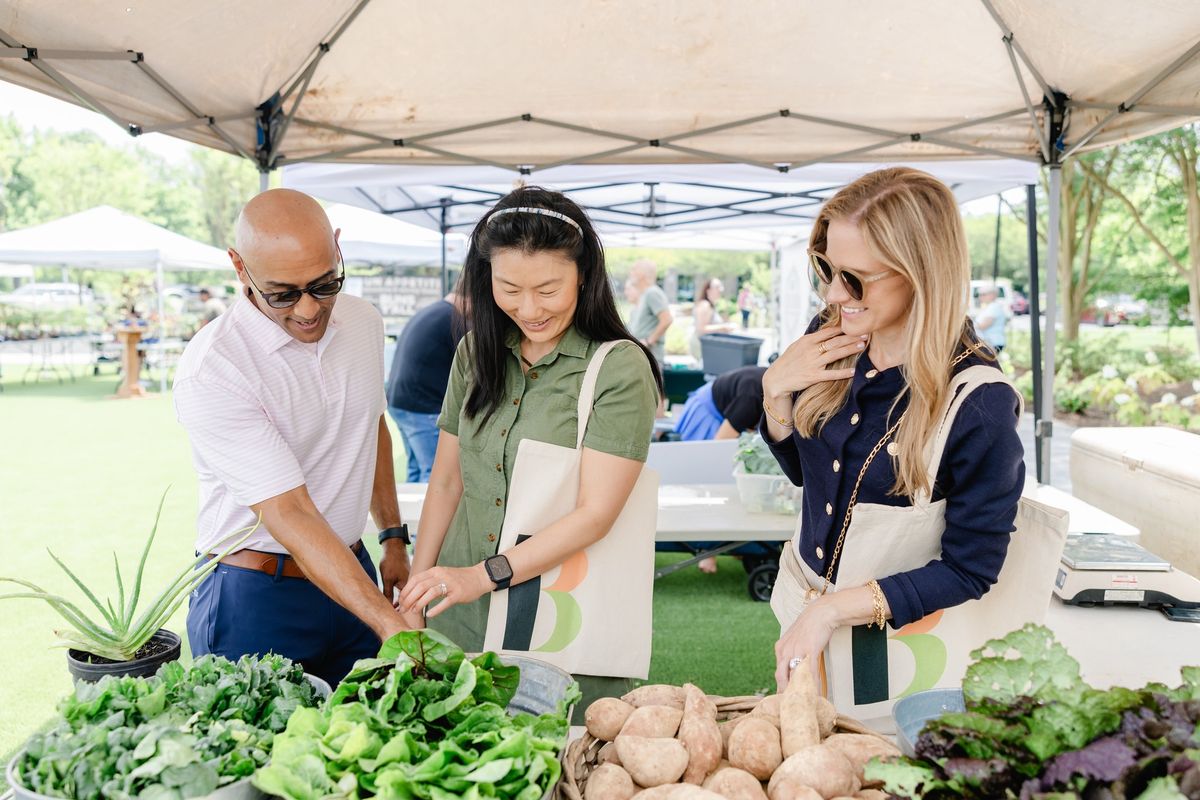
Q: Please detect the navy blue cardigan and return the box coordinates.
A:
[762,325,1025,629]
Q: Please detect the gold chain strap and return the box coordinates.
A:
[812,348,976,598]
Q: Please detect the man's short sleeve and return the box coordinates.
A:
[582,342,658,461]
[174,377,306,507]
[437,336,472,436]
[644,285,668,316]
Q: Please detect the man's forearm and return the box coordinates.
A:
[274,505,406,639]
[371,416,402,530]
[649,314,673,344]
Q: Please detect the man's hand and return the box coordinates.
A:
[380,539,412,607]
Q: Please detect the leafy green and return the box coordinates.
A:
[14,654,318,800]
[254,630,576,800]
[869,624,1200,799]
[734,432,785,475]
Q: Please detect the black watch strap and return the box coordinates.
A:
[378,524,410,546]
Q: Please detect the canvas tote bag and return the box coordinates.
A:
[482,340,660,679]
[771,365,1069,730]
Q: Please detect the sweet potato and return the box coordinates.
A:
[632,787,727,800]
[586,763,637,800]
[678,683,722,784]
[620,704,684,739]
[820,734,901,782]
[702,766,769,800]
[598,741,622,766]
[767,783,822,800]
[719,715,748,754]
[779,659,820,757]
[815,697,837,739]
[587,697,637,741]
[749,694,782,728]
[615,736,690,788]
[726,717,782,781]
[854,791,889,799]
[767,744,858,800]
[623,684,687,709]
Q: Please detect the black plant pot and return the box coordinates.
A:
[66,628,182,683]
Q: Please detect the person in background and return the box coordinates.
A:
[386,290,468,483]
[972,283,1009,354]
[672,364,768,574]
[198,287,227,329]
[689,277,737,364]
[628,259,673,366]
[175,189,415,687]
[674,365,766,443]
[737,284,753,328]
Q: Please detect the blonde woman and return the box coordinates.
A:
[761,168,1024,691]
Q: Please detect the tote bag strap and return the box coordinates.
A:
[920,364,1023,497]
[575,340,623,449]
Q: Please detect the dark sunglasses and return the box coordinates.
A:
[808,249,896,302]
[239,245,345,309]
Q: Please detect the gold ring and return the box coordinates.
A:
[817,342,828,355]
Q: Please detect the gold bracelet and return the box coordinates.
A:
[867,580,887,630]
[762,399,795,429]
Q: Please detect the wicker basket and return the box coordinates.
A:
[554,694,887,800]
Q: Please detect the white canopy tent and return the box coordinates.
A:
[322,202,466,267]
[0,205,230,391]
[2,0,1199,480]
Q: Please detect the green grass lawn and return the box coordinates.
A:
[0,368,778,760]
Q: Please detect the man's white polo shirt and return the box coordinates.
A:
[174,291,385,555]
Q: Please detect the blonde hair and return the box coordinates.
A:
[791,167,977,498]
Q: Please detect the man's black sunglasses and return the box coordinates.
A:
[239,245,345,309]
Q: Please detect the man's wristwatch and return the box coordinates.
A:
[484,554,513,591]
[378,525,410,546]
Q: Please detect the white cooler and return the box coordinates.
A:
[1070,426,1200,579]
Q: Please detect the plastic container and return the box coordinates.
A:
[66,628,182,683]
[699,333,763,376]
[891,688,965,758]
[733,463,802,514]
[1070,426,1200,578]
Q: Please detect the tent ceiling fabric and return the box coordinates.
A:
[283,160,1039,236]
[2,1,1199,174]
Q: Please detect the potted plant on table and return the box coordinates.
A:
[0,491,255,682]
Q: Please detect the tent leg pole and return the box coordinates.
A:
[1042,165,1062,486]
[440,199,449,296]
[992,193,1002,283]
[259,171,269,192]
[157,259,166,394]
[1026,183,1044,484]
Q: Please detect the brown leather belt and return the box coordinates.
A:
[217,540,363,580]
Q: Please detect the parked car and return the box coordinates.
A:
[0,282,96,309]
[1009,290,1030,316]
[1080,298,1118,327]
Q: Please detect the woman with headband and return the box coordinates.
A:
[761,168,1024,693]
[399,186,662,707]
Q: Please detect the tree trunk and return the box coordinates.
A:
[1180,143,1200,359]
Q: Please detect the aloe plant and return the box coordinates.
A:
[0,491,257,662]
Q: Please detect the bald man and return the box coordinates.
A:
[174,189,413,685]
[628,259,673,366]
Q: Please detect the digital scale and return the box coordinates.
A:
[1053,534,1200,609]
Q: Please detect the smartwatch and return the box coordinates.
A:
[484,554,513,591]
[377,524,410,546]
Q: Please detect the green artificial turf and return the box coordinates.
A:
[0,367,780,764]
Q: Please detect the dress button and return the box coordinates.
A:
[833,460,841,473]
[865,369,878,379]
[500,428,507,437]
[816,546,824,559]
[513,398,520,405]
[487,533,497,542]
[530,371,539,379]
[495,498,502,506]
[825,502,833,516]
[495,463,502,472]
[850,413,860,425]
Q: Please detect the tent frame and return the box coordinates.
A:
[4,0,1200,483]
